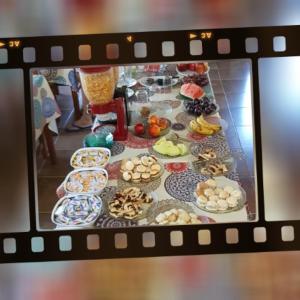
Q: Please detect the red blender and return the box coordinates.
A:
[79,66,128,141]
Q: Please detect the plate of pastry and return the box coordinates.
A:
[120,155,163,183]
[193,178,246,213]
[190,140,230,161]
[106,187,157,220]
[70,147,111,169]
[147,199,215,225]
[192,156,236,177]
[64,167,108,195]
[51,194,102,228]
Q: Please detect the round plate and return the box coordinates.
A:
[119,155,164,185]
[188,117,227,137]
[130,118,172,139]
[190,139,230,159]
[139,76,178,88]
[64,167,108,195]
[192,156,236,177]
[149,139,189,159]
[70,147,111,169]
[147,199,215,225]
[117,78,137,88]
[184,103,220,117]
[126,88,135,98]
[104,189,158,221]
[51,194,102,228]
[193,177,247,214]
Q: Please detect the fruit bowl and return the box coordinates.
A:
[131,116,171,139]
[184,97,219,116]
[176,62,210,76]
[189,115,222,136]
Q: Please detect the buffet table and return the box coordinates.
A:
[52,64,255,228]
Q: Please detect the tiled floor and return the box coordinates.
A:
[37,59,255,228]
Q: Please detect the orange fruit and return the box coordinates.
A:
[158,118,168,130]
[148,124,161,137]
[148,115,159,125]
[196,63,206,74]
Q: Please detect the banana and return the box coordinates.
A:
[196,115,221,132]
[189,120,214,135]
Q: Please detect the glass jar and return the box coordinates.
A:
[79,67,115,105]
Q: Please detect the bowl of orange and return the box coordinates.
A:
[132,114,171,139]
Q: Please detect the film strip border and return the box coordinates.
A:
[0,25,299,263]
[0,25,299,67]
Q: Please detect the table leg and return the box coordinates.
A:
[43,126,56,164]
[71,89,82,120]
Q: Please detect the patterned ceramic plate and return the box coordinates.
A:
[192,156,236,177]
[190,138,230,159]
[70,147,111,168]
[164,169,207,202]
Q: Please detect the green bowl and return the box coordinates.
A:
[83,132,114,148]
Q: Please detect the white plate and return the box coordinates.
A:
[117,78,137,88]
[139,76,178,88]
[70,147,111,169]
[64,167,108,195]
[51,194,102,228]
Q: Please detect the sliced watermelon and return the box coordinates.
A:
[180,83,205,100]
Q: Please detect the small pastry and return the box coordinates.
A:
[224,185,234,194]
[136,165,146,173]
[217,199,229,211]
[125,161,134,171]
[132,157,141,166]
[231,190,242,199]
[150,155,158,162]
[219,190,229,199]
[132,172,141,183]
[141,156,149,166]
[141,173,151,182]
[121,159,128,171]
[204,188,214,197]
[205,179,217,188]
[151,164,161,172]
[167,213,177,222]
[206,200,218,211]
[155,213,165,223]
[122,171,132,182]
[227,196,238,208]
[197,195,208,207]
[214,188,223,195]
[209,195,219,202]
[178,210,190,223]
